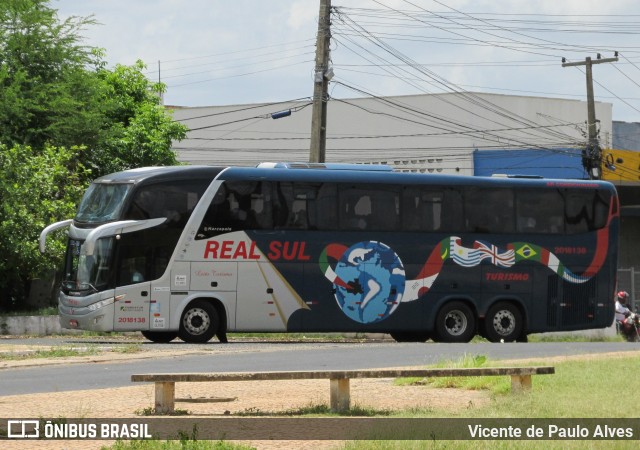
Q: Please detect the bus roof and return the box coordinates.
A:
[256,162,394,171]
[219,166,618,192]
[93,166,224,184]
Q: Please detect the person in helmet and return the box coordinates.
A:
[615,291,631,323]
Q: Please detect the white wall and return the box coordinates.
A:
[170,92,612,175]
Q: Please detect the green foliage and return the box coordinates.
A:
[92,61,187,175]
[0,144,88,309]
[0,1,189,309]
[0,0,102,149]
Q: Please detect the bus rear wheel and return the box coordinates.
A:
[434,301,475,343]
[484,302,523,342]
[390,332,430,343]
[179,300,219,343]
[141,331,178,343]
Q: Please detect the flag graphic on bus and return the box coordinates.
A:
[320,233,608,324]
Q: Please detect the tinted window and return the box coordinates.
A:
[115,228,176,286]
[339,185,400,231]
[516,189,564,233]
[123,180,207,228]
[565,188,611,234]
[274,182,325,230]
[402,187,463,232]
[197,181,273,238]
[465,188,514,233]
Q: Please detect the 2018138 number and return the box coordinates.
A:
[118,317,146,323]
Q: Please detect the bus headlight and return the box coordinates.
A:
[87,297,115,312]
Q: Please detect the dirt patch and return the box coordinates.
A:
[0,379,489,450]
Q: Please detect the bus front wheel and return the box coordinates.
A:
[179,300,219,343]
[434,301,475,343]
[483,302,523,342]
[141,331,178,343]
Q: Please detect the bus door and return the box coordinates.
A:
[114,281,151,331]
[113,239,152,331]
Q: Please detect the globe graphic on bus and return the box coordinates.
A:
[334,241,405,324]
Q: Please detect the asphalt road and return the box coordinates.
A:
[0,338,638,396]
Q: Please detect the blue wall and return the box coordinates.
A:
[473,148,587,179]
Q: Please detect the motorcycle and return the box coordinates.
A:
[618,312,640,342]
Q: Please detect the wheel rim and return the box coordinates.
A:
[492,310,515,336]
[444,310,468,336]
[182,307,210,336]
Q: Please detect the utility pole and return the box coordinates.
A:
[309,0,332,163]
[562,53,618,179]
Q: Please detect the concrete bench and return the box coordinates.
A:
[132,366,554,414]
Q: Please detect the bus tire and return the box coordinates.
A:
[390,332,430,343]
[484,302,523,343]
[140,331,178,343]
[179,300,219,343]
[434,301,475,343]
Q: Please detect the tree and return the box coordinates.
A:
[90,61,187,175]
[0,0,103,149]
[0,144,88,309]
[0,1,189,309]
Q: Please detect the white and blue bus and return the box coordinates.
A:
[40,163,620,343]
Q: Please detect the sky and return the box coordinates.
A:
[53,0,640,122]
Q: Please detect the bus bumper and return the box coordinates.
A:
[58,300,116,332]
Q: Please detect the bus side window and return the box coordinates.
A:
[592,190,611,230]
[565,189,611,233]
[516,189,564,233]
[565,190,590,234]
[402,187,444,232]
[316,183,338,230]
[274,182,319,230]
[124,181,207,225]
[292,183,320,229]
[339,185,399,231]
[339,186,371,230]
[224,181,273,230]
[442,188,464,232]
[465,188,514,234]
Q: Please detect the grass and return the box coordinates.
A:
[0,343,141,360]
[135,407,191,416]
[0,345,101,360]
[103,440,253,450]
[341,353,640,449]
[234,403,394,417]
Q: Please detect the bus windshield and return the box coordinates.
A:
[75,183,132,223]
[62,238,114,293]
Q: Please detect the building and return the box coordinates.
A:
[170,92,612,175]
